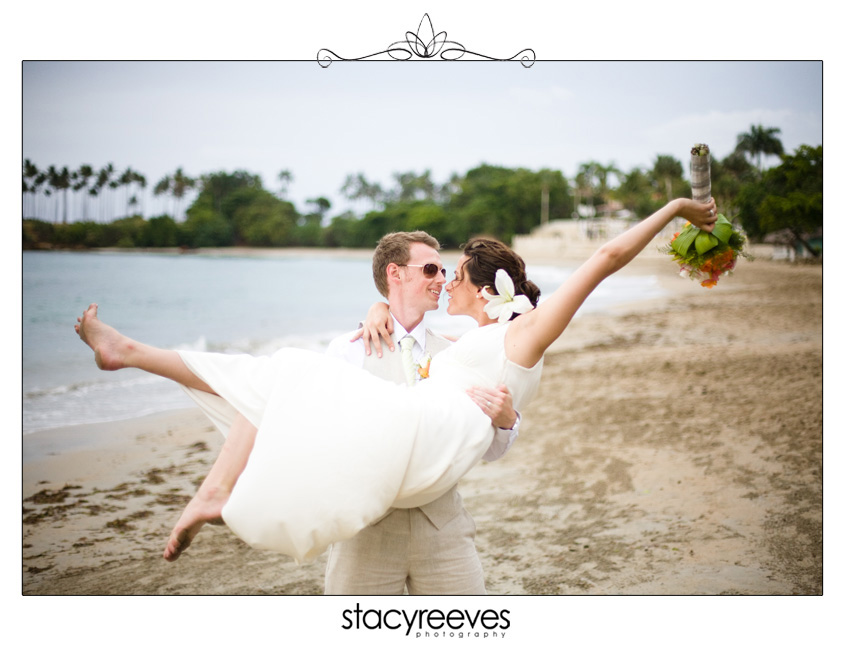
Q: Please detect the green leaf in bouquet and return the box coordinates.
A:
[711,215,733,245]
[671,225,700,256]
[729,232,745,248]
[694,231,719,255]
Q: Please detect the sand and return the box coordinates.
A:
[22,256,823,596]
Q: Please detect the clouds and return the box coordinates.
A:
[22,60,822,219]
[506,84,575,108]
[643,106,821,168]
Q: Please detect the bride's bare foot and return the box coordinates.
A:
[75,303,133,371]
[163,486,228,562]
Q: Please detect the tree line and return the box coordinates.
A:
[22,125,822,255]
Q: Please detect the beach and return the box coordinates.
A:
[22,255,823,596]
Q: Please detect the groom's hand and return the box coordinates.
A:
[467,384,517,429]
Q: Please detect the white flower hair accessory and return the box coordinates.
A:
[481,269,535,323]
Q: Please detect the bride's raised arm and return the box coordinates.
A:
[505,197,718,369]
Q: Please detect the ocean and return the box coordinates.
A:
[22,249,667,436]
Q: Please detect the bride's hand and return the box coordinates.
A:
[676,198,718,232]
[351,302,394,357]
[466,384,517,429]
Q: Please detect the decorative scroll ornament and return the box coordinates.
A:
[318,14,535,67]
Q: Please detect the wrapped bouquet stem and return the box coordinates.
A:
[690,143,712,203]
[662,144,750,288]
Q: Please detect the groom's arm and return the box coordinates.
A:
[325,330,367,367]
[475,385,521,462]
[331,321,522,462]
[484,420,520,462]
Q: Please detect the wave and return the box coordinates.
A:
[23,329,351,435]
[23,251,668,436]
[25,372,171,401]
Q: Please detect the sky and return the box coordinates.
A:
[22,60,822,219]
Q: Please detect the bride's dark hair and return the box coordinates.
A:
[460,237,541,315]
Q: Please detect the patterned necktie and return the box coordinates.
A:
[400,335,416,386]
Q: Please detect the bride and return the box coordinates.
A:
[75,197,717,563]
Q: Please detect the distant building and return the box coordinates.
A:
[762,229,823,261]
[513,214,647,261]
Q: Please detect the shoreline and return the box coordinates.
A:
[27,245,381,260]
[28,236,781,262]
[22,409,205,489]
[22,258,822,595]
[24,247,693,440]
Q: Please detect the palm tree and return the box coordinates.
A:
[45,165,61,223]
[650,155,684,202]
[341,172,384,211]
[596,162,622,209]
[95,164,115,221]
[154,174,172,217]
[711,151,753,217]
[87,184,100,219]
[306,196,331,220]
[119,167,135,217]
[615,167,655,217]
[574,163,599,217]
[390,170,437,203]
[57,166,73,223]
[69,169,81,219]
[108,173,120,219]
[735,124,785,172]
[154,168,196,220]
[277,169,294,199]
[438,172,462,204]
[22,176,30,217]
[574,162,620,215]
[133,171,147,216]
[75,164,95,220]
[22,159,39,218]
[115,167,146,217]
[170,168,195,220]
[36,171,49,219]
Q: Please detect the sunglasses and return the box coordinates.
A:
[401,263,446,278]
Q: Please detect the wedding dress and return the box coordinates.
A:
[179,322,543,562]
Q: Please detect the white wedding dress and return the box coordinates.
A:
[179,322,543,563]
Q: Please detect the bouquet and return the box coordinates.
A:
[663,144,750,288]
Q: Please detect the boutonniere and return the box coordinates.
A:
[416,353,432,380]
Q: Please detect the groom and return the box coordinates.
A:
[323,231,520,595]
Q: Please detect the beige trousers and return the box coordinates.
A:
[323,328,485,595]
[323,505,486,595]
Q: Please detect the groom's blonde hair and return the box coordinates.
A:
[372,231,440,298]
